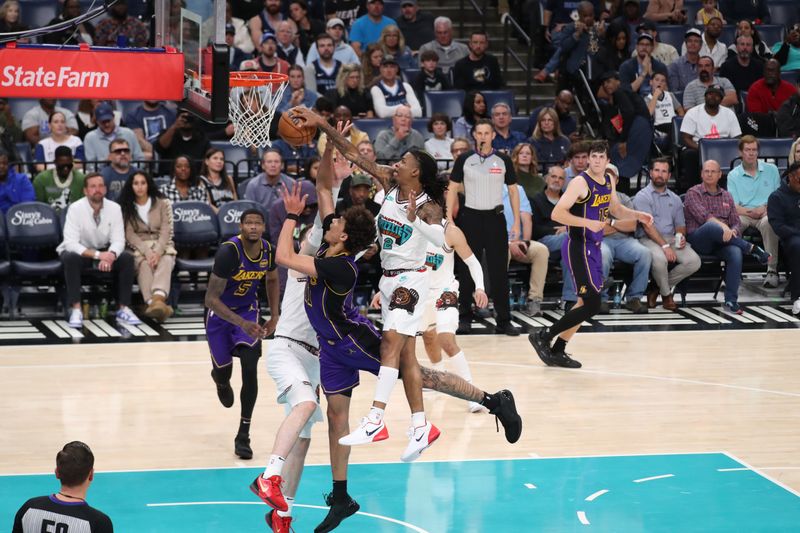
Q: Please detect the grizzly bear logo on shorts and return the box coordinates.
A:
[388,287,419,314]
[435,290,458,310]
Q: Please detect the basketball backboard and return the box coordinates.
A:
[154,0,228,123]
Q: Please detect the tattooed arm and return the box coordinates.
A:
[420,366,483,402]
[289,107,395,190]
[205,273,265,339]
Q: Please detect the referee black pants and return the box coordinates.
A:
[455,207,512,325]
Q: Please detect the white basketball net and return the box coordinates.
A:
[228,77,288,148]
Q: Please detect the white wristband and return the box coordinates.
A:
[93,250,100,260]
[610,219,616,227]
[661,243,670,249]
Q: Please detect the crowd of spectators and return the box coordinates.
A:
[1,0,799,321]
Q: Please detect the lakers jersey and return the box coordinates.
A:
[377,186,435,270]
[568,171,612,243]
[218,236,275,310]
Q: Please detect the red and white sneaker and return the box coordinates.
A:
[265,510,294,533]
[250,475,288,511]
[400,421,441,462]
[338,416,389,446]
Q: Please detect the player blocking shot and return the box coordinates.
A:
[204,209,280,459]
[528,140,653,368]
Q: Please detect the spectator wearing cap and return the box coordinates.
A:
[680,16,726,69]
[373,105,425,160]
[619,32,668,97]
[33,146,85,211]
[248,0,284,51]
[305,18,360,65]
[288,0,325,56]
[21,99,79,148]
[418,16,469,72]
[275,19,305,67]
[597,70,654,184]
[678,84,741,190]
[767,162,800,316]
[370,55,422,118]
[94,0,148,47]
[643,0,687,24]
[774,23,800,71]
[453,30,504,92]
[633,21,678,66]
[668,28,702,93]
[349,0,396,56]
[336,171,382,216]
[719,33,765,95]
[682,55,737,109]
[225,22,250,71]
[395,0,436,51]
[746,59,796,114]
[304,33,343,95]
[252,31,291,74]
[83,103,142,165]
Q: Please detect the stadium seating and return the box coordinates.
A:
[383,0,402,19]
[757,138,794,172]
[482,90,517,115]
[172,202,219,273]
[510,116,529,133]
[768,2,799,29]
[654,25,687,54]
[758,25,785,49]
[781,71,798,85]
[19,0,57,30]
[403,68,421,85]
[5,202,63,280]
[424,90,465,118]
[698,138,739,174]
[353,118,392,140]
[412,118,432,139]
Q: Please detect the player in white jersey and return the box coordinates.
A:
[421,220,489,413]
[290,106,447,462]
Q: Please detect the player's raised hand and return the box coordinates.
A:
[281,182,308,215]
[332,149,353,182]
[473,288,488,308]
[288,106,320,126]
[405,189,417,222]
[336,120,353,136]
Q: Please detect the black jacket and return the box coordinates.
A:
[767,182,800,241]
[600,87,650,143]
[776,94,800,138]
[531,191,560,239]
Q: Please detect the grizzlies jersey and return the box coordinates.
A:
[568,171,612,243]
[216,236,276,310]
[424,231,455,290]
[377,186,434,270]
[275,272,319,348]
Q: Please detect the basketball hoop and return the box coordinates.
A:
[227,71,289,148]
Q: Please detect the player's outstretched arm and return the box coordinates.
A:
[447,224,488,308]
[289,106,394,190]
[609,178,654,226]
[275,182,318,277]
[552,176,605,233]
[316,142,337,221]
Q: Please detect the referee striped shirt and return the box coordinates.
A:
[449,150,517,209]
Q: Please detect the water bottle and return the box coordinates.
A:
[99,298,108,319]
[508,290,516,311]
[613,284,622,309]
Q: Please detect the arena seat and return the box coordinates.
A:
[403,68,421,85]
[424,90,465,118]
[412,118,431,139]
[768,3,799,31]
[217,200,267,240]
[758,25,786,48]
[5,202,63,280]
[236,177,254,200]
[510,116,529,133]
[383,0,402,19]
[19,0,58,29]
[8,99,39,123]
[353,118,392,140]
[682,1,701,22]
[698,138,739,174]
[172,202,219,273]
[780,70,798,85]
[757,138,794,172]
[482,90,517,115]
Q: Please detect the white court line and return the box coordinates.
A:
[82,320,108,338]
[144,501,430,532]
[751,305,799,323]
[633,474,674,483]
[484,317,523,329]
[41,320,69,339]
[56,320,83,338]
[164,317,205,323]
[524,483,537,489]
[680,307,725,324]
[597,319,695,326]
[693,307,733,324]
[0,361,206,370]
[0,333,45,340]
[0,320,32,326]
[117,322,145,337]
[585,489,609,502]
[718,467,749,472]
[720,466,800,471]
[511,311,550,328]
[166,329,207,335]
[92,320,122,337]
[0,327,39,333]
[723,452,800,498]
[137,323,161,336]
[577,511,590,525]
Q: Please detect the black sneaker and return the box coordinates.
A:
[494,322,520,336]
[528,330,554,366]
[314,493,360,533]
[488,389,522,444]
[550,350,582,369]
[234,434,253,460]
[624,299,648,314]
[456,320,472,334]
[750,244,771,265]
[212,370,234,408]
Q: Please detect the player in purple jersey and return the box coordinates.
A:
[528,140,654,368]
[274,145,521,533]
[204,209,280,459]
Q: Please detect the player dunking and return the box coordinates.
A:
[291,107,447,462]
[204,209,280,459]
[528,140,653,367]
[276,173,522,533]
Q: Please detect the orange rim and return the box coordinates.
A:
[229,71,289,88]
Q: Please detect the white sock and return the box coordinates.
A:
[373,366,399,405]
[368,406,385,422]
[449,351,473,382]
[411,411,426,428]
[264,454,285,478]
[277,496,294,518]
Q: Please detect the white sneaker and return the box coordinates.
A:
[763,271,780,288]
[116,307,142,325]
[468,401,485,413]
[67,308,83,328]
[338,416,388,446]
[793,298,800,317]
[400,421,441,463]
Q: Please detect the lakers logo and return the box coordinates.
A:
[435,291,458,310]
[388,287,419,314]
[578,285,588,295]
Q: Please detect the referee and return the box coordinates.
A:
[447,119,521,335]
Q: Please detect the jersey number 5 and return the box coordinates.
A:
[234,281,252,296]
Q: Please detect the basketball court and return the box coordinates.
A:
[2,1,800,531]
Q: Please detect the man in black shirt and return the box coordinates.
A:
[719,34,764,94]
[12,441,113,533]
[154,109,211,176]
[394,0,435,51]
[452,31,504,92]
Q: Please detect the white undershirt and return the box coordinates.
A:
[136,198,151,225]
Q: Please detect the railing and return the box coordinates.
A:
[575,69,600,138]
[458,0,487,37]
[501,13,534,115]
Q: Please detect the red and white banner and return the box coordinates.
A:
[0,44,185,100]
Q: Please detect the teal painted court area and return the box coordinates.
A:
[2,453,799,532]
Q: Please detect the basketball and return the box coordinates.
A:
[277,113,317,147]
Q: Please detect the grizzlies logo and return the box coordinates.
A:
[388,287,419,314]
[435,290,458,310]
